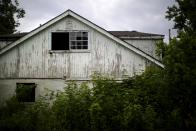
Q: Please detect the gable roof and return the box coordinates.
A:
[0,33,28,41]
[0,31,163,41]
[109,31,164,40]
[0,9,164,68]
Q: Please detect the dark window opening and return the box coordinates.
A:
[16,83,36,102]
[51,31,88,50]
[52,32,69,50]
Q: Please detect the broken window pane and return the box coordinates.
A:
[83,46,88,49]
[83,41,88,46]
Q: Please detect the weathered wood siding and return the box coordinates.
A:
[125,39,161,60]
[0,16,148,80]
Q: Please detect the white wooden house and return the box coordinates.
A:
[0,10,164,104]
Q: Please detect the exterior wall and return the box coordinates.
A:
[124,39,161,60]
[0,79,65,105]
[0,16,151,103]
[0,16,148,80]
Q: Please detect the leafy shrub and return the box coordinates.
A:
[0,66,196,131]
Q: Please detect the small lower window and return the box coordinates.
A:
[16,83,36,102]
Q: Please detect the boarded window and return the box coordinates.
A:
[51,31,88,50]
[16,83,36,102]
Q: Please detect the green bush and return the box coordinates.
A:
[0,66,196,131]
[0,67,162,131]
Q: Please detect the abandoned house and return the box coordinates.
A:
[0,10,164,104]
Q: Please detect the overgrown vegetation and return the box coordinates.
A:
[0,0,196,130]
[0,65,195,131]
[0,68,168,131]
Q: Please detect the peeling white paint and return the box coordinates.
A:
[0,14,161,103]
[0,17,151,79]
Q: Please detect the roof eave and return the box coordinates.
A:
[0,11,70,55]
[119,36,164,40]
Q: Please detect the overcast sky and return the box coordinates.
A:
[17,0,177,42]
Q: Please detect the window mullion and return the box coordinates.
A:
[69,32,71,50]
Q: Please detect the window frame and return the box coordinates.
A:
[51,30,89,52]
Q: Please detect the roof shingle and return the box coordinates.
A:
[109,31,164,40]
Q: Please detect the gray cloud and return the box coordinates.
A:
[17,0,177,42]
